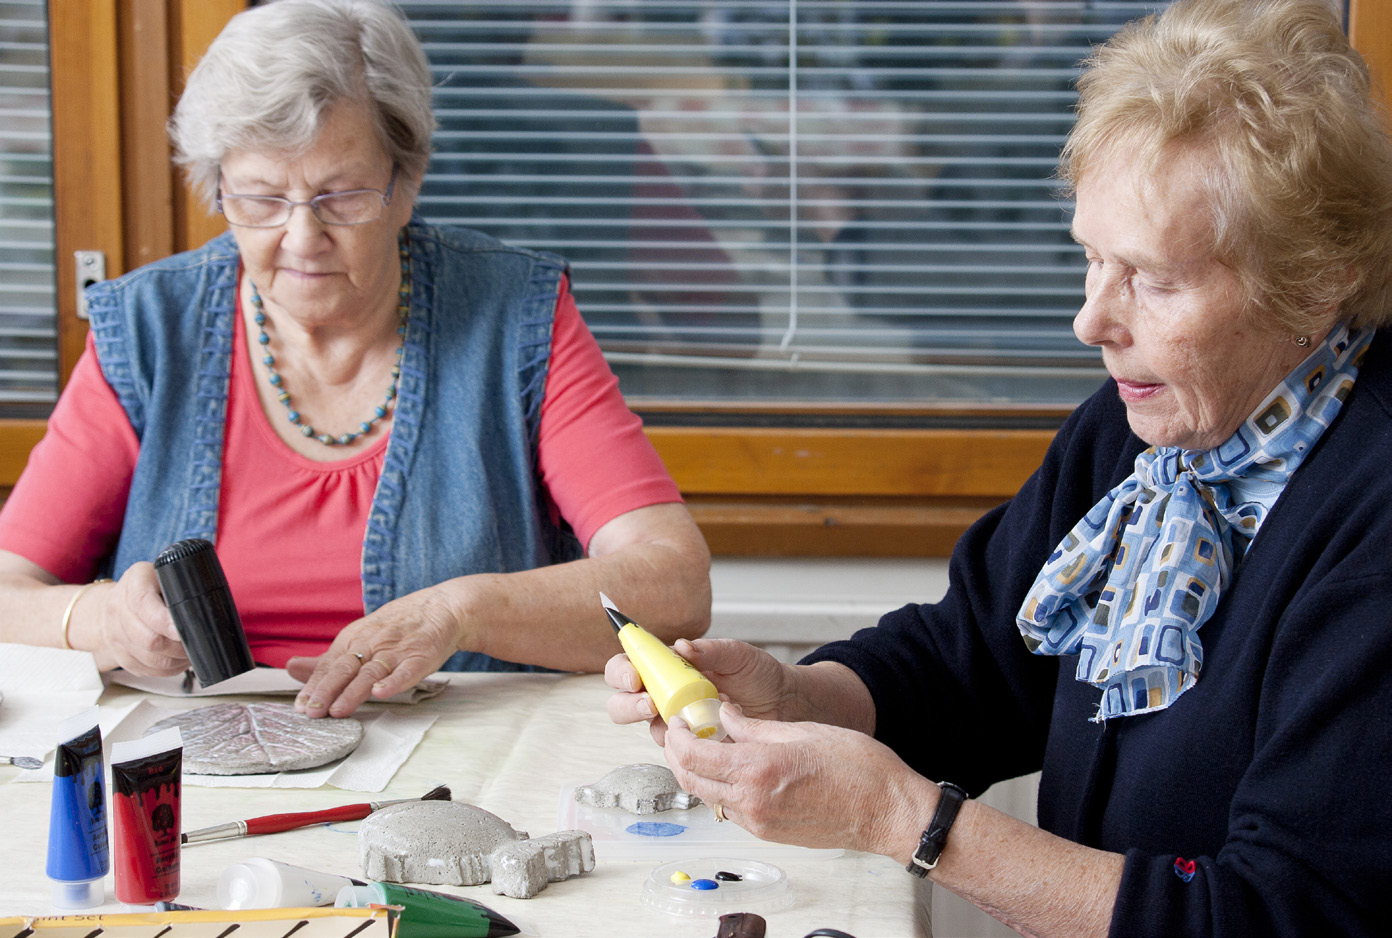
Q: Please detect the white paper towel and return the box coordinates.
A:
[106,667,447,703]
[0,644,105,761]
[13,697,436,791]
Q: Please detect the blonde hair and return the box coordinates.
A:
[169,0,435,213]
[1060,0,1392,333]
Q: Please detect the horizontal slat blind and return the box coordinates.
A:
[405,1,1171,406]
[0,0,55,413]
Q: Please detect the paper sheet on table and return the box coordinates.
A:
[106,666,448,703]
[0,644,105,761]
[15,698,436,791]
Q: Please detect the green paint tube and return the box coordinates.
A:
[335,881,519,938]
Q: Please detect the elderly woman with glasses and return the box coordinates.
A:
[0,0,710,717]
[609,1,1392,935]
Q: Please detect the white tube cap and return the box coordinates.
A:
[218,859,283,910]
[335,885,378,908]
[677,697,726,741]
[50,877,104,910]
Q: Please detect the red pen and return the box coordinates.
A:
[181,784,450,844]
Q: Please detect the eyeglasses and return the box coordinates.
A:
[217,165,399,228]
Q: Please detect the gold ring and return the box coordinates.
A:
[369,658,392,671]
[713,803,727,823]
[352,652,365,663]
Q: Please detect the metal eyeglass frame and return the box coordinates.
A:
[216,164,399,228]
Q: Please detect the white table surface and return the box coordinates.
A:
[0,672,930,938]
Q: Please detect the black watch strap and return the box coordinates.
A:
[906,781,969,877]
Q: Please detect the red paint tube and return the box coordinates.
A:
[111,727,183,907]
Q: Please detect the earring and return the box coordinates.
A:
[1293,335,1311,348]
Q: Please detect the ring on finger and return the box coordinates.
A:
[713,803,728,823]
[368,658,392,671]
[351,652,365,663]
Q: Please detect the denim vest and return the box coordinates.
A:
[85,217,583,671]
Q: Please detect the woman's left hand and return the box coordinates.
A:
[664,701,934,858]
[286,588,464,718]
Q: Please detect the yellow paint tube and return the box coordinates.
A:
[601,592,726,740]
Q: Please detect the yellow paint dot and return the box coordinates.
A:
[670,871,691,884]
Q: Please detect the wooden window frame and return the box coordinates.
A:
[4,0,1389,557]
[0,0,237,497]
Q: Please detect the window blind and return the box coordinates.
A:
[0,0,54,414]
[417,1,1172,405]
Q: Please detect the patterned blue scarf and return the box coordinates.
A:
[1017,324,1371,721]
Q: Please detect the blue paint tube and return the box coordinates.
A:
[46,706,110,909]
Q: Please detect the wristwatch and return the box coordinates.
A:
[906,781,968,877]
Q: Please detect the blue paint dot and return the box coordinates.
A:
[626,821,686,837]
[690,879,719,890]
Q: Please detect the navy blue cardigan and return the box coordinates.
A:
[805,330,1392,936]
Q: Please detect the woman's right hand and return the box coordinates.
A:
[71,563,189,675]
[605,637,796,746]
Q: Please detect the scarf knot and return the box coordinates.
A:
[1017,325,1371,721]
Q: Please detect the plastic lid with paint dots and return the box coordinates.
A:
[641,858,792,918]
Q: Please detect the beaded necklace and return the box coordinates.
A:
[248,232,409,448]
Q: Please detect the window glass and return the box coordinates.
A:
[0,0,56,416]
[406,1,1174,406]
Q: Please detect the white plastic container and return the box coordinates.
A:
[218,858,363,909]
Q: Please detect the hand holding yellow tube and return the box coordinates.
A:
[601,593,726,740]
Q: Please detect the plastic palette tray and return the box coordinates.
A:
[641,857,793,918]
[558,783,842,860]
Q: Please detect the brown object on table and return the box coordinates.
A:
[715,911,767,938]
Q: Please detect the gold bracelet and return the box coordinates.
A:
[60,578,112,651]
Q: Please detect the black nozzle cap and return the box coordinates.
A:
[154,537,253,686]
[154,538,228,605]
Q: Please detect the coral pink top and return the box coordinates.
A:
[0,277,681,665]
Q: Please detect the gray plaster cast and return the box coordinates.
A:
[359,801,595,898]
[489,830,594,899]
[145,701,363,775]
[574,763,702,814]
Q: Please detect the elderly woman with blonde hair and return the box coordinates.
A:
[609,1,1392,934]
[0,0,710,716]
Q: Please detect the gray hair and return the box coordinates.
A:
[169,0,435,212]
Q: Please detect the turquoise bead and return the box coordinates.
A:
[249,235,408,449]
